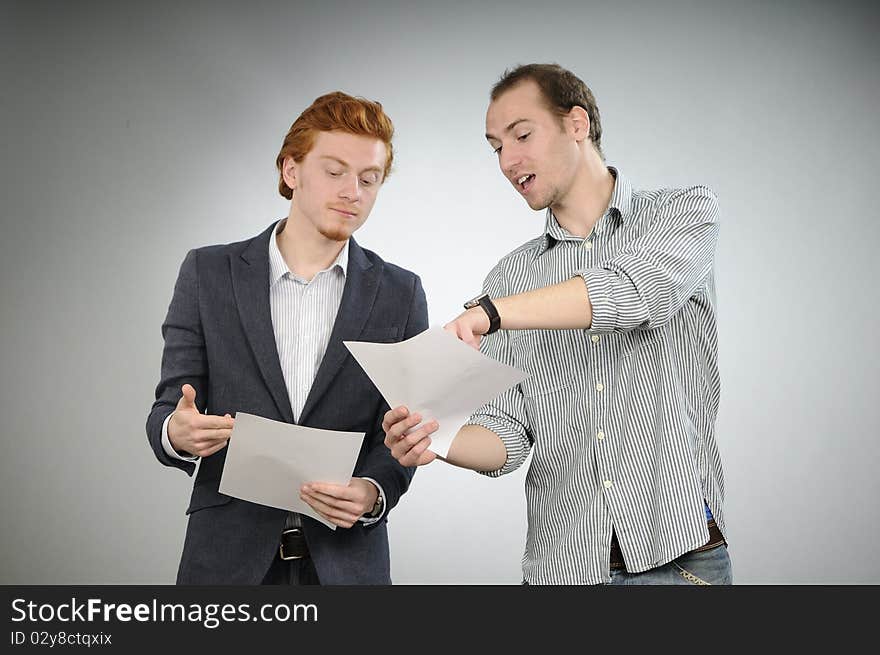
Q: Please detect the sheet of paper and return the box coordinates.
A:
[218,412,365,530]
[344,327,529,458]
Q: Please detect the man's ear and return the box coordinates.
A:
[282,156,298,192]
[567,106,590,143]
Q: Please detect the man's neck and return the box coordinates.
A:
[550,155,615,238]
[277,211,346,281]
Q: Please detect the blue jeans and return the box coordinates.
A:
[608,544,732,585]
[521,544,732,585]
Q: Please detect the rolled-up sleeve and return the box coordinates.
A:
[577,185,720,333]
[464,262,534,477]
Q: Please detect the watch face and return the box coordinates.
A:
[464,294,485,309]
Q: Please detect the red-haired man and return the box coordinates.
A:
[147,92,427,585]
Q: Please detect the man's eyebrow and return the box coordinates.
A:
[485,118,531,141]
[320,156,382,174]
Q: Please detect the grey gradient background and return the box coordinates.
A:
[2,0,878,584]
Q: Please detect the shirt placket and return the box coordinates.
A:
[583,221,617,504]
[588,215,623,573]
[291,277,308,422]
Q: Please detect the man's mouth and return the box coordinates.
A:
[515,174,535,194]
[330,207,357,218]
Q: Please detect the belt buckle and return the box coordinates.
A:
[279,527,305,561]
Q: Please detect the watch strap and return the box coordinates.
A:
[464,294,501,335]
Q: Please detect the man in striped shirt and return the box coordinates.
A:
[384,64,731,585]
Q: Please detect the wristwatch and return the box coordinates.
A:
[463,293,501,335]
[365,492,384,519]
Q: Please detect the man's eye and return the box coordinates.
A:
[360,178,374,187]
[517,132,531,142]
[328,170,343,177]
[492,146,502,155]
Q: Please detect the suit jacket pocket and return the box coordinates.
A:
[359,326,401,343]
[185,481,233,515]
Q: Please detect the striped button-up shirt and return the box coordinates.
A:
[466,168,725,584]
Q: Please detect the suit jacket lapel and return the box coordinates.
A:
[298,237,380,424]
[230,222,296,424]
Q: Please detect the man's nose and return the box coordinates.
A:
[338,174,360,201]
[500,147,522,177]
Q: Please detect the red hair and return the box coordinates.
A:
[275,91,395,199]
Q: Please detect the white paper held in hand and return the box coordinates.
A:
[218,412,365,530]
[343,327,529,457]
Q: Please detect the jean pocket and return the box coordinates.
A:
[672,545,732,585]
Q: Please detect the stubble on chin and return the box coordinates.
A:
[317,223,353,242]
[528,195,551,212]
[532,186,558,212]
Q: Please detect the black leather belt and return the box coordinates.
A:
[279,528,309,561]
[609,519,725,570]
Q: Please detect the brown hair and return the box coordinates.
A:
[491,63,603,157]
[275,91,395,199]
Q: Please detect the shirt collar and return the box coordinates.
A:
[537,165,633,256]
[269,219,349,285]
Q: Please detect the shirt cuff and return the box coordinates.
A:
[464,415,527,478]
[357,477,386,525]
[161,413,200,462]
[576,269,617,332]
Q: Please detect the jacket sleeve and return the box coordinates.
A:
[145,249,207,476]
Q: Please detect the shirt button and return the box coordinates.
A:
[603,480,613,489]
[591,335,600,344]
[596,382,604,392]
[582,240,593,250]
[597,430,605,440]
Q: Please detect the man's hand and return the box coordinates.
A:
[299,478,379,529]
[382,406,439,467]
[167,384,234,458]
[443,307,490,350]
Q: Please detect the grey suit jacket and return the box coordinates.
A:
[146,222,427,584]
